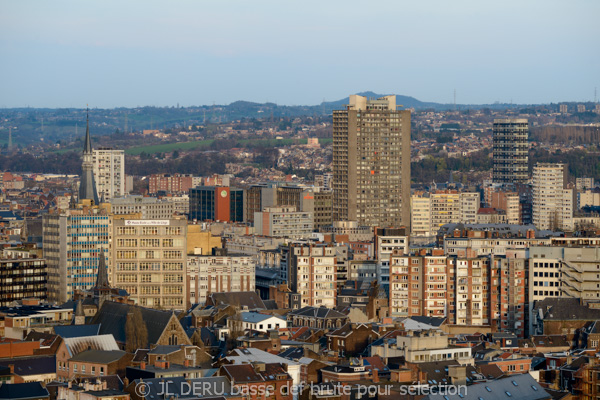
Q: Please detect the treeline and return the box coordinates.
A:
[411,148,492,183]
[125,152,233,176]
[529,149,600,180]
[0,152,82,174]
[531,125,600,144]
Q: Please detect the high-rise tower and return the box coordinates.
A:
[79,110,100,205]
[492,119,529,184]
[332,95,411,228]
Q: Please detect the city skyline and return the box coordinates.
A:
[1,1,599,108]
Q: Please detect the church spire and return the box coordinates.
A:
[94,248,110,290]
[78,107,100,205]
[84,107,92,154]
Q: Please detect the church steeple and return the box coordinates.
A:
[84,109,93,154]
[94,248,110,290]
[78,108,100,205]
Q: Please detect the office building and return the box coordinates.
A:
[43,208,111,303]
[109,195,179,219]
[532,163,574,231]
[0,258,47,306]
[111,217,188,309]
[93,147,125,201]
[187,252,256,305]
[492,119,528,184]
[254,206,313,240]
[189,186,245,222]
[333,95,411,228]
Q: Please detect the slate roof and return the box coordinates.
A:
[0,382,49,400]
[132,349,150,363]
[409,316,446,327]
[148,345,180,355]
[91,301,174,345]
[532,335,570,348]
[69,349,126,364]
[535,298,600,321]
[241,312,285,324]
[0,355,56,376]
[209,292,266,310]
[425,373,551,400]
[288,306,347,319]
[225,348,299,366]
[54,324,101,338]
[278,347,304,361]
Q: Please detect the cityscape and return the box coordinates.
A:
[1,2,600,400]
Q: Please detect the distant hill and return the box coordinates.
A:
[320,91,448,110]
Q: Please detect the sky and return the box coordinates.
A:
[0,0,599,108]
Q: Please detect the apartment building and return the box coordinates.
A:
[109,195,179,219]
[492,119,528,184]
[148,173,194,195]
[489,191,521,224]
[389,250,449,318]
[532,163,574,231]
[301,189,333,230]
[491,250,527,337]
[254,206,313,240]
[111,218,187,309]
[92,147,125,201]
[459,192,480,224]
[187,252,255,305]
[411,195,431,237]
[43,207,111,303]
[333,95,411,228]
[0,258,47,307]
[451,256,491,326]
[412,191,481,237]
[285,243,337,308]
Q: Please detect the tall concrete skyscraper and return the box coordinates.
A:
[532,163,574,231]
[333,95,411,228]
[93,147,125,201]
[492,119,529,184]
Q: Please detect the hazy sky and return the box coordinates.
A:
[1,0,598,108]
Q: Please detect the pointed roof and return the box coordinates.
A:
[84,108,92,154]
[94,249,110,291]
[75,299,85,317]
[78,108,100,205]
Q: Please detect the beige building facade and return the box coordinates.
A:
[111,217,187,309]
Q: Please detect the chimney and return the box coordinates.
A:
[184,359,190,367]
[140,361,146,370]
[372,369,379,383]
[8,365,13,374]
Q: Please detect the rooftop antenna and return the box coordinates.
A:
[453,89,456,111]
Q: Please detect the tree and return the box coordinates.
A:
[125,307,148,352]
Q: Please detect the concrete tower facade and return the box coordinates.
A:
[332,95,411,228]
[492,119,529,184]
